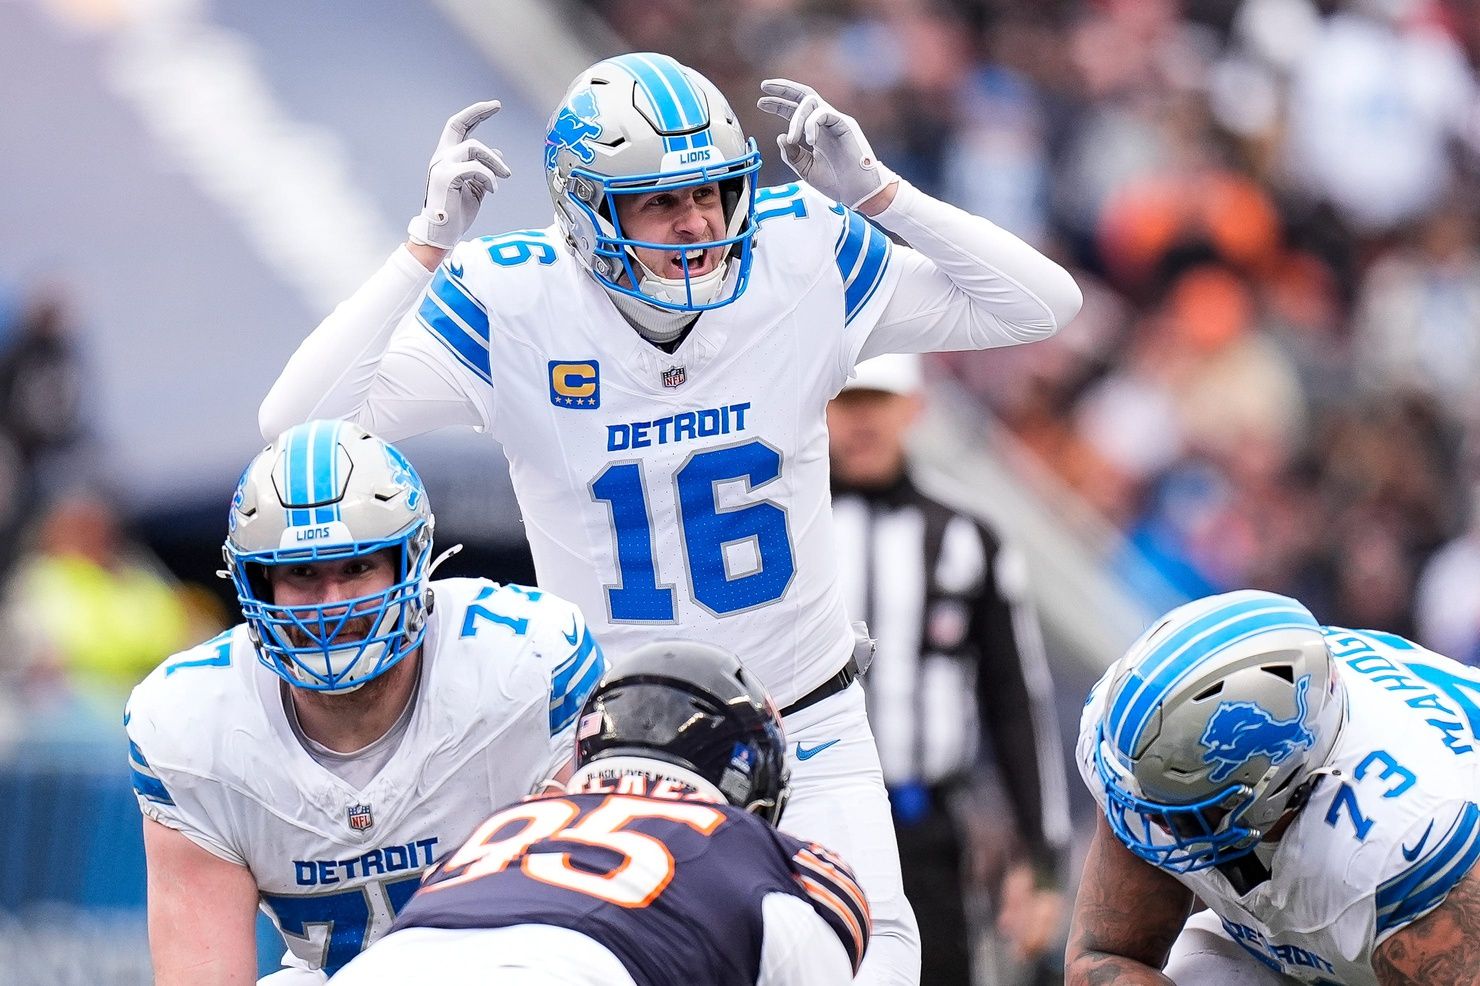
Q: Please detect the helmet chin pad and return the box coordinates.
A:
[630,252,732,309]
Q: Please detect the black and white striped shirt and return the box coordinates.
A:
[832,471,1071,872]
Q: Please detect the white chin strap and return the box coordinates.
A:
[633,255,731,308]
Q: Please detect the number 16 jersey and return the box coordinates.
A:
[272,180,1076,705]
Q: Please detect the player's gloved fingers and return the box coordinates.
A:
[448,161,502,197]
[800,103,841,148]
[473,146,513,180]
[787,94,822,148]
[756,96,802,121]
[438,99,502,149]
[815,108,854,143]
[759,78,813,105]
[445,139,512,179]
[773,133,804,172]
[444,138,490,164]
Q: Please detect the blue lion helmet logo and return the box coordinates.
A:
[1199,675,1315,784]
[383,443,424,511]
[545,87,602,170]
[228,463,251,533]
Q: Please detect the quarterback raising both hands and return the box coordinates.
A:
[262,51,1080,986]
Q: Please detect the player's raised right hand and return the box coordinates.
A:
[407,101,511,250]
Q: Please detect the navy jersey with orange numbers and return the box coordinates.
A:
[393,790,869,985]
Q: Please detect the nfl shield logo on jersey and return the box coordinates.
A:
[662,365,687,388]
[347,803,374,831]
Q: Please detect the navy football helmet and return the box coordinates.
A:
[575,640,790,824]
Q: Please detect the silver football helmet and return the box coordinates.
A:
[545,52,762,312]
[1093,590,1347,872]
[223,420,435,692]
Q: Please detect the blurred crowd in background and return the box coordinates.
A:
[579,0,1480,661]
[0,289,223,738]
[0,0,1474,765]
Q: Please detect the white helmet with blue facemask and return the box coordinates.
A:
[1093,590,1348,873]
[545,52,763,313]
[224,421,435,693]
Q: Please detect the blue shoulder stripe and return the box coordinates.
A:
[131,767,175,806]
[128,739,150,770]
[832,207,891,326]
[1376,802,1480,935]
[417,266,491,386]
[549,630,605,735]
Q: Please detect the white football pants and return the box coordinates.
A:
[328,925,637,985]
[781,681,921,986]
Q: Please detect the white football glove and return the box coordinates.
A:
[757,79,897,211]
[407,100,511,249]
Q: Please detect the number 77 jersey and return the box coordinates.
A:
[408,183,899,705]
[125,578,604,977]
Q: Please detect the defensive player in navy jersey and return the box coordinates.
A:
[263,52,1083,985]
[1067,590,1480,985]
[330,640,870,985]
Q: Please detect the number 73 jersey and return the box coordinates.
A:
[1077,627,1480,985]
[405,183,900,706]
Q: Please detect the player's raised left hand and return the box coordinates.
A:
[757,79,897,214]
[407,100,512,250]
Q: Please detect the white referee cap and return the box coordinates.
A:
[842,353,923,396]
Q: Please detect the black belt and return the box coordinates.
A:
[780,655,860,718]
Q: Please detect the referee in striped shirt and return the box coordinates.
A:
[829,354,1071,985]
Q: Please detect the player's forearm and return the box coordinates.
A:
[873,179,1082,338]
[260,246,434,440]
[1372,864,1480,985]
[1065,952,1177,986]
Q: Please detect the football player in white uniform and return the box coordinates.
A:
[1066,589,1480,985]
[259,52,1082,985]
[126,420,607,985]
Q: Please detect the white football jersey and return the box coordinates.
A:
[418,184,897,705]
[281,181,1074,706]
[125,578,604,976]
[1078,627,1480,985]
[358,182,1065,707]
